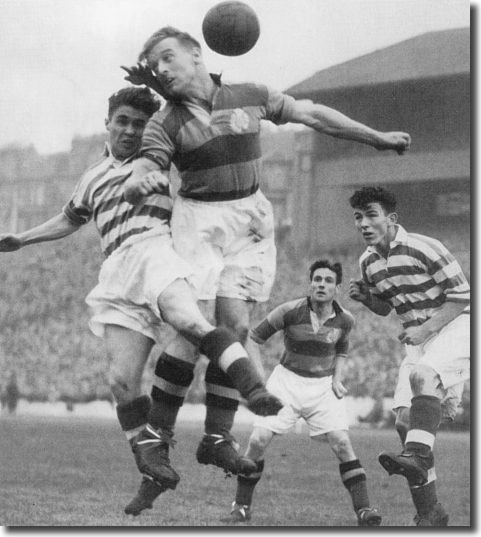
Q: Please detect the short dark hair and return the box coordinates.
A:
[309,259,342,284]
[349,186,397,214]
[107,87,160,119]
[139,26,201,65]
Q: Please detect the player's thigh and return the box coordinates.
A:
[157,278,214,342]
[219,192,276,302]
[304,384,350,438]
[393,353,419,410]
[171,197,225,300]
[215,297,251,341]
[420,314,470,390]
[105,324,154,383]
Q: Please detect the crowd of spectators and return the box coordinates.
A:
[0,221,470,426]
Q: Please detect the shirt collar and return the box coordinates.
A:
[307,297,342,320]
[103,142,138,167]
[366,224,409,255]
[169,73,222,105]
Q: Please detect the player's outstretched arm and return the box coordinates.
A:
[290,99,411,155]
[348,279,392,316]
[0,213,80,252]
[124,159,169,205]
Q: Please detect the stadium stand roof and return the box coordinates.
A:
[287,27,469,95]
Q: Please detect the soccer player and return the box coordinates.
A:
[222,260,382,526]
[121,26,411,484]
[348,186,470,526]
[0,86,282,511]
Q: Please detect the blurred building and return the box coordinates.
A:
[1,28,469,250]
[273,27,470,251]
[0,136,105,232]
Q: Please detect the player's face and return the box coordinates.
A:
[353,202,397,250]
[147,38,199,98]
[105,105,149,160]
[310,268,339,304]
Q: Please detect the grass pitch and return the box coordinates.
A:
[0,416,470,527]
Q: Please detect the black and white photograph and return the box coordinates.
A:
[0,0,471,528]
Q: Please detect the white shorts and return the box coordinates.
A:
[171,190,276,302]
[86,230,194,346]
[253,364,349,437]
[393,313,470,417]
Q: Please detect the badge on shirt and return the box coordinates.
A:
[230,109,250,133]
[317,327,342,344]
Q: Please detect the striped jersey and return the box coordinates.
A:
[140,76,297,201]
[359,225,470,329]
[251,298,354,378]
[63,145,172,258]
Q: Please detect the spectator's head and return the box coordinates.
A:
[349,186,398,250]
[138,26,205,99]
[105,87,160,160]
[308,259,342,305]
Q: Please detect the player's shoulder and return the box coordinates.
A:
[150,101,178,122]
[75,154,111,191]
[144,101,188,138]
[222,80,270,105]
[359,248,377,267]
[405,231,449,257]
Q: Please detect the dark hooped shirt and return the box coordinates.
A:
[251,298,354,378]
[140,77,296,202]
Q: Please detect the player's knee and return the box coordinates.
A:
[409,363,439,395]
[220,321,249,344]
[327,433,354,459]
[249,427,271,451]
[108,367,136,403]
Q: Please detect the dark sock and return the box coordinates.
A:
[149,400,181,437]
[149,353,194,435]
[204,362,238,435]
[116,395,150,438]
[410,479,438,517]
[225,358,264,398]
[339,459,369,511]
[406,395,441,454]
[235,460,265,506]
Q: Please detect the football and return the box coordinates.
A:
[202,1,260,56]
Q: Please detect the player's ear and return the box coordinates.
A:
[387,212,398,225]
[192,47,202,63]
[105,117,110,130]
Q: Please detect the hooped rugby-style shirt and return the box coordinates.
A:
[359,225,470,329]
[140,75,297,202]
[251,298,354,378]
[63,145,172,258]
